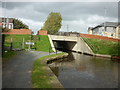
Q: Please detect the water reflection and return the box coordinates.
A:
[49,52,118,88]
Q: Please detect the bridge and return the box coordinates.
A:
[48,35,94,55]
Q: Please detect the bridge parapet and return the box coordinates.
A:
[50,35,78,42]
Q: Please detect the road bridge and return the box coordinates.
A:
[48,35,94,55]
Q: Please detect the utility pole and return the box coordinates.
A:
[67,24,69,36]
[67,24,69,32]
[104,7,107,31]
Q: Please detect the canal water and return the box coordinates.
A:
[48,52,119,88]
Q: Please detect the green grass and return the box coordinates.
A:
[2,51,17,61]
[82,37,120,56]
[4,34,32,49]
[32,53,65,88]
[4,35,53,52]
[35,35,53,52]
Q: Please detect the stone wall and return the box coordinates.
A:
[2,29,32,35]
[37,30,48,35]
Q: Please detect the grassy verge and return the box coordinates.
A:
[35,35,53,52]
[82,37,120,56]
[32,53,66,88]
[2,51,17,61]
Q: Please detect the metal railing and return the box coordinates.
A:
[55,32,80,37]
[49,47,58,55]
[82,37,99,53]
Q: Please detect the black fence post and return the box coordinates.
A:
[55,47,57,54]
[10,42,12,51]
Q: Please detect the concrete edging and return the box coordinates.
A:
[95,54,112,58]
[41,53,68,88]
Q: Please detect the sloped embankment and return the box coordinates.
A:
[82,37,119,56]
[32,53,68,88]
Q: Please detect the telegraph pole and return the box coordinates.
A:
[67,24,69,32]
[104,7,107,31]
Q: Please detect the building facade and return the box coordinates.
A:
[88,22,120,39]
[0,17,14,29]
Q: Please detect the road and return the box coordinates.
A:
[2,51,54,88]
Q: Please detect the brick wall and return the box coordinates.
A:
[80,33,120,42]
[2,29,32,35]
[37,30,48,35]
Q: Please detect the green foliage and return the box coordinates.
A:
[13,18,29,29]
[82,37,119,56]
[42,12,62,34]
[35,35,53,52]
[1,27,10,32]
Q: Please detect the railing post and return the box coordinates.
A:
[49,47,50,55]
[56,49,57,54]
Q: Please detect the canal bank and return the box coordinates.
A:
[48,52,119,88]
[32,52,68,88]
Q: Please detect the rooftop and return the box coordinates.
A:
[91,22,119,30]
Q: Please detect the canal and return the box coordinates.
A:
[48,52,119,88]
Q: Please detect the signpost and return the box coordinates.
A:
[25,42,34,50]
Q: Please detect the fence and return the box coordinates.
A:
[4,42,23,51]
[55,32,80,37]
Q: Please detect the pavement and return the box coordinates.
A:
[2,51,57,88]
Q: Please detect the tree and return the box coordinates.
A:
[13,18,29,29]
[42,12,62,34]
[1,27,10,56]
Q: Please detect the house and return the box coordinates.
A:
[0,17,14,29]
[88,22,120,39]
[2,29,32,35]
[37,30,48,35]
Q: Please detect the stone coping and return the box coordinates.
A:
[41,53,68,88]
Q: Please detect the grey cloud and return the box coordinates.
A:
[2,2,31,9]
[2,2,118,22]
[34,2,118,20]
[1,2,118,33]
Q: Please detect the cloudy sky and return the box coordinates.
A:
[0,1,119,34]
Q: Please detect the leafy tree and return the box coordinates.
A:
[13,18,29,29]
[42,12,62,34]
[1,27,9,32]
[1,27,10,56]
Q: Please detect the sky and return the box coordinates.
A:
[0,1,119,34]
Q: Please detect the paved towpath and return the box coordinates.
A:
[2,51,56,88]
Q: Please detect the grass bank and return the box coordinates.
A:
[35,35,53,52]
[2,51,17,61]
[82,37,120,56]
[4,35,53,52]
[4,34,32,49]
[32,52,67,88]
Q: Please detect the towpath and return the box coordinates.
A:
[2,51,55,88]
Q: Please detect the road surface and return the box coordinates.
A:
[2,51,54,88]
